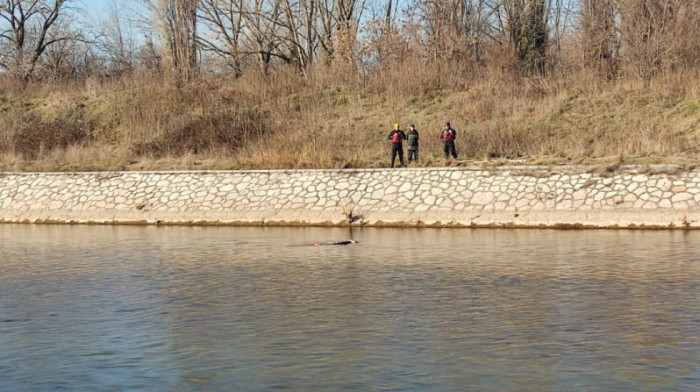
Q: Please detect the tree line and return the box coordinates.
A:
[1,0,698,84]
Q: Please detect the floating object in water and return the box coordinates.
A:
[313,240,359,246]
[332,240,359,245]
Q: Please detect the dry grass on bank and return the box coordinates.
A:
[1,64,700,172]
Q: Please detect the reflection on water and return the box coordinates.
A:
[1,225,699,391]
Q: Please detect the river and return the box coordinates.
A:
[1,225,699,391]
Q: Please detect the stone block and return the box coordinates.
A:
[371,190,384,199]
[573,189,587,201]
[657,178,672,191]
[671,193,692,202]
[471,192,494,205]
[399,183,412,193]
[671,185,687,193]
[514,199,529,209]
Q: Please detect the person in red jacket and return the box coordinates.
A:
[387,122,407,168]
[440,122,458,159]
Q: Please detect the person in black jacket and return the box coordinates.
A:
[406,123,419,163]
[387,123,407,168]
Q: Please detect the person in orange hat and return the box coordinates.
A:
[387,122,407,168]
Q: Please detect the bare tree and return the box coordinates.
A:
[141,0,198,80]
[97,0,141,75]
[198,0,363,75]
[672,0,700,68]
[278,0,317,72]
[548,0,575,59]
[199,0,287,75]
[619,0,676,79]
[416,0,488,62]
[139,33,163,71]
[492,0,549,75]
[317,0,363,62]
[581,0,618,78]
[43,34,98,80]
[241,0,285,75]
[198,0,245,75]
[0,0,79,81]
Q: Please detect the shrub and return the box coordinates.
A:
[13,117,94,159]
[132,108,269,157]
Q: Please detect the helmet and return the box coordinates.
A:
[394,123,400,129]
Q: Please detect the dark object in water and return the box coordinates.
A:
[332,240,359,245]
[313,240,359,247]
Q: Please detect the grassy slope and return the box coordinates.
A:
[1,72,699,171]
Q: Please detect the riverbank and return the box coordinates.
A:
[1,165,699,229]
[2,70,700,172]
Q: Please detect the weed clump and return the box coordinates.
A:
[133,109,269,157]
[13,117,94,159]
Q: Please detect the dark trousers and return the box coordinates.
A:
[443,141,458,159]
[407,148,418,163]
[391,143,405,167]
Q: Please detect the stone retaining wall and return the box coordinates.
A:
[1,166,699,228]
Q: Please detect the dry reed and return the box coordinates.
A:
[1,61,699,172]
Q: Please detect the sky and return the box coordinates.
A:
[82,0,115,15]
[80,0,151,25]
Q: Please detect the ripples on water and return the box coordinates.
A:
[1,225,699,391]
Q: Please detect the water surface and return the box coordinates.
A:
[1,225,699,391]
